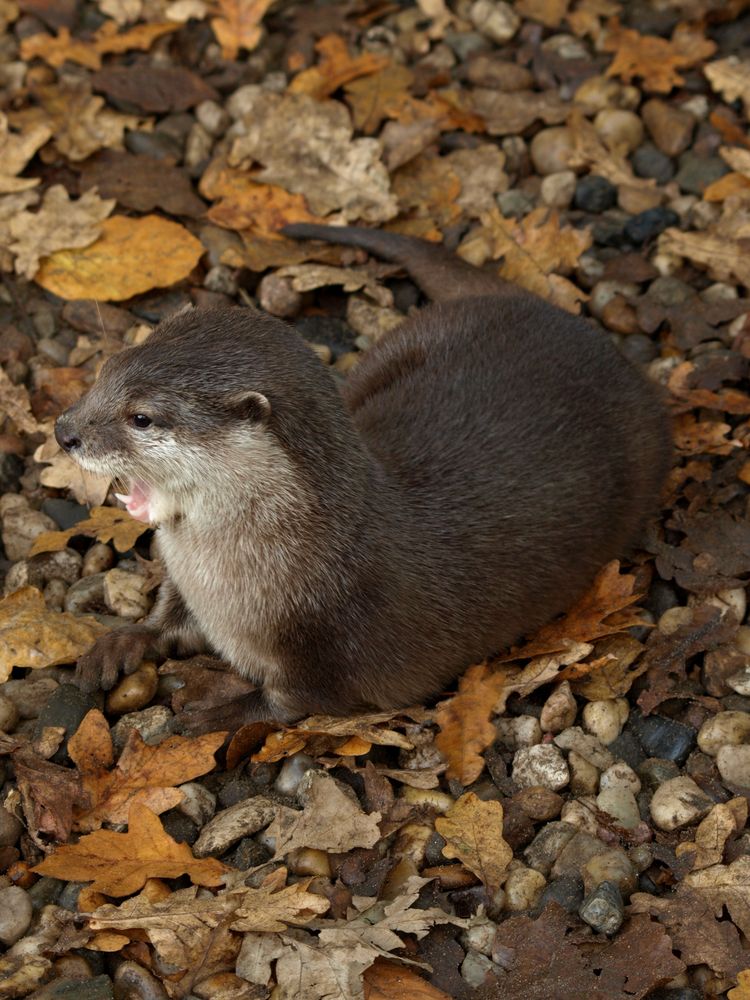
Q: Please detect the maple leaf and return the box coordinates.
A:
[33,803,228,895]
[210,0,274,61]
[435,793,512,896]
[0,586,108,683]
[68,708,226,831]
[289,34,389,101]
[0,113,52,193]
[604,18,716,93]
[30,505,149,557]
[35,214,204,301]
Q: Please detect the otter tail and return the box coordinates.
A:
[281,223,512,303]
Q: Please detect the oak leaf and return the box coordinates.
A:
[30,505,149,556]
[8,184,114,279]
[35,214,204,301]
[19,22,177,69]
[434,662,508,784]
[515,0,568,28]
[683,856,750,938]
[251,710,418,764]
[0,366,43,436]
[0,586,107,683]
[705,58,750,117]
[435,793,511,896]
[567,108,658,196]
[658,227,750,292]
[0,113,52,193]
[604,19,716,93]
[201,161,321,234]
[34,439,111,507]
[33,802,228,896]
[344,64,414,134]
[672,413,740,456]
[729,971,750,1000]
[210,0,274,60]
[289,34,389,101]
[68,708,226,830]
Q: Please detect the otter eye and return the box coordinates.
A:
[129,414,152,429]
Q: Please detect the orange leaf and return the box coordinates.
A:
[289,34,389,101]
[200,161,322,234]
[33,803,227,896]
[210,0,274,61]
[435,662,508,784]
[703,172,750,202]
[30,505,150,556]
[604,19,716,93]
[364,959,451,1000]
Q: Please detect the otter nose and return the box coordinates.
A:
[54,420,81,452]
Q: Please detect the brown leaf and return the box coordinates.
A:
[470,88,569,136]
[705,57,750,117]
[515,0,569,28]
[210,0,274,61]
[0,586,107,683]
[33,803,228,896]
[682,856,750,939]
[668,361,750,415]
[0,366,43,436]
[435,793,511,896]
[434,662,507,785]
[33,441,111,507]
[13,743,84,843]
[501,561,646,661]
[0,112,52,193]
[289,34,389,101]
[80,151,206,218]
[604,19,716,93]
[675,799,748,870]
[364,959,451,1000]
[35,214,204,301]
[251,710,418,764]
[658,227,750,292]
[19,21,177,69]
[68,708,226,831]
[345,64,415,134]
[672,413,741,456]
[30,505,150,556]
[91,64,217,113]
[201,160,321,234]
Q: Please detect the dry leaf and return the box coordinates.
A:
[34,441,111,507]
[567,107,657,196]
[516,0,569,28]
[289,34,388,101]
[68,708,225,830]
[435,793,511,896]
[471,89,569,136]
[675,799,748,871]
[33,802,228,895]
[604,19,716,93]
[8,184,114,279]
[673,413,741,456]
[364,959,451,1000]
[21,21,177,69]
[0,366,43,436]
[201,161,321,234]
[705,58,750,117]
[267,771,382,856]
[228,91,397,222]
[35,214,204,300]
[275,263,393,307]
[250,711,416,765]
[0,113,52,193]
[30,505,150,556]
[434,663,508,785]
[0,586,107,683]
[344,64,414,135]
[210,0,274,60]
[729,970,750,1000]
[668,361,750,415]
[658,226,750,292]
[683,856,750,938]
[501,561,646,660]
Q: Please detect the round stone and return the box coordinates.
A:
[697,711,750,756]
[469,0,520,43]
[596,787,641,829]
[649,776,713,831]
[599,762,641,793]
[574,175,617,213]
[579,880,624,935]
[540,170,577,208]
[0,886,33,945]
[623,207,679,245]
[530,127,574,176]
[594,109,644,154]
[716,744,750,789]
[641,98,695,157]
[632,143,675,184]
[540,680,577,732]
[512,745,570,791]
[0,805,22,846]
[504,865,547,911]
[582,699,626,745]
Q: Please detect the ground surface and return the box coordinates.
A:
[0,0,749,998]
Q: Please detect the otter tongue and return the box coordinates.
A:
[114,482,152,523]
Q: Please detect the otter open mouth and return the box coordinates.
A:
[114,481,153,523]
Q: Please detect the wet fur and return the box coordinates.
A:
[59,227,672,725]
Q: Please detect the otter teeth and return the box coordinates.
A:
[115,482,153,523]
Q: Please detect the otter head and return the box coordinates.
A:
[54,307,296,525]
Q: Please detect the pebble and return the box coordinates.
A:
[512,745,569,791]
[540,681,577,733]
[465,54,533,91]
[534,874,583,915]
[461,951,500,988]
[582,699,627,745]
[0,495,57,561]
[568,750,600,795]
[103,568,150,620]
[594,109,643,153]
[596,787,641,829]
[30,548,83,586]
[573,75,632,114]
[649,776,713,831]
[540,170,576,208]
[674,152,728,195]
[461,916,497,956]
[727,666,750,697]
[275,753,317,797]
[641,99,695,157]
[495,714,541,749]
[632,143,675,184]
[638,758,680,791]
[630,713,696,764]
[0,805,22,846]
[111,706,174,751]
[82,543,115,576]
[258,273,303,318]
[560,799,599,835]
[579,880,624,935]
[0,693,20,732]
[0,454,23,494]
[177,782,216,827]
[34,684,97,757]
[620,334,658,365]
[195,99,230,137]
[514,786,563,821]
[523,821,577,875]
[623,207,679,245]
[44,578,67,611]
[600,762,641,794]
[113,960,169,999]
[0,885,33,945]
[64,573,106,615]
[192,796,277,857]
[554,728,614,770]
[574,175,617,213]
[588,279,640,319]
[697,711,750,756]
[695,587,747,623]
[504,865,546,911]
[529,127,574,176]
[2,676,59,719]
[716,745,750,789]
[106,662,158,714]
[496,188,534,217]
[469,0,520,43]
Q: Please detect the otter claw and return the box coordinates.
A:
[75,626,156,694]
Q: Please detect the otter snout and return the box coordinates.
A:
[55,413,82,453]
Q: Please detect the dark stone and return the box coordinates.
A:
[28,975,114,1000]
[619,333,657,365]
[41,498,88,531]
[649,989,703,1000]
[57,881,85,911]
[592,216,627,248]
[448,885,491,918]
[623,207,679,245]
[632,143,675,184]
[574,175,617,213]
[125,128,183,161]
[223,836,272,870]
[34,684,98,764]
[293,315,358,360]
[629,712,696,764]
[674,152,729,195]
[160,810,198,845]
[534,874,584,916]
[424,831,449,867]
[578,880,624,935]
[606,727,646,770]
[646,579,680,620]
[217,770,255,808]
[0,453,24,494]
[28,876,65,910]
[637,758,680,791]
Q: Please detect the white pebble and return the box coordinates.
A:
[513,744,570,791]
[649,776,713,831]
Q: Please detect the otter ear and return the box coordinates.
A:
[227,390,271,423]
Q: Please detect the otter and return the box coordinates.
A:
[55,226,671,733]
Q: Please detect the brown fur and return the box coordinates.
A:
[57,226,672,731]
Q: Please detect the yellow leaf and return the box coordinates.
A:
[435,793,511,896]
[728,969,750,1000]
[0,586,107,683]
[35,215,204,301]
[30,505,149,556]
[210,0,274,61]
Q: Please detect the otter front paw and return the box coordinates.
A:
[75,625,157,693]
[170,690,280,737]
